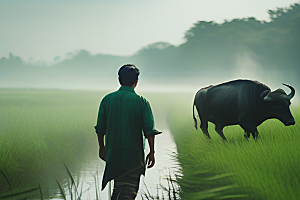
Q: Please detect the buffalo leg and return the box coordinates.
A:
[251,130,260,139]
[200,120,211,138]
[215,125,226,140]
[244,131,250,139]
[239,122,259,140]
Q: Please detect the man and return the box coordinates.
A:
[95,64,161,199]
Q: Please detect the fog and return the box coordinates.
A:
[1,2,299,105]
[1,2,300,199]
[1,0,298,62]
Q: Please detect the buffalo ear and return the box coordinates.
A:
[260,90,270,100]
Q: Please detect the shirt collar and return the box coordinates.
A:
[119,86,135,92]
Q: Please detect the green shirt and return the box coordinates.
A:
[95,86,161,189]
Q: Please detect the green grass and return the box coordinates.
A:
[0,88,185,199]
[4,88,299,199]
[169,103,300,200]
[0,89,105,197]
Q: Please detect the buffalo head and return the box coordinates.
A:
[260,83,295,126]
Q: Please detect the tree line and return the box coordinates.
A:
[1,3,299,88]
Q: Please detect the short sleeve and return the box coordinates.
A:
[142,100,162,138]
[94,97,107,136]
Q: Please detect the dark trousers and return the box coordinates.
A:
[111,170,141,200]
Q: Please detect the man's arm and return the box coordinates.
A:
[95,97,107,162]
[142,100,161,169]
[146,135,155,168]
[97,133,106,161]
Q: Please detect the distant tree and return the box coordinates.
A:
[0,53,24,68]
[1,2,300,88]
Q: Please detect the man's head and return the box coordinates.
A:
[118,64,140,87]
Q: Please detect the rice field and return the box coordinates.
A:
[0,89,182,199]
[2,88,299,199]
[168,101,300,200]
[0,89,105,198]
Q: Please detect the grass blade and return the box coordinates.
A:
[91,173,99,200]
[77,182,84,200]
[39,183,44,200]
[216,194,249,199]
[64,163,76,186]
[0,169,13,190]
[64,162,79,198]
[55,178,66,200]
[0,187,39,199]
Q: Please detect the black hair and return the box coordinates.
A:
[118,64,140,86]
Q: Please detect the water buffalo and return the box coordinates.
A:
[193,80,295,140]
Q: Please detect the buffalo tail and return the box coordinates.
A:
[193,98,198,130]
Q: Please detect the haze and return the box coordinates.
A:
[0,0,298,62]
[0,0,299,106]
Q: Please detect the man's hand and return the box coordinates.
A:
[146,152,155,168]
[97,133,106,161]
[146,135,155,168]
[99,147,106,161]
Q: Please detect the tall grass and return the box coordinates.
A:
[0,89,104,197]
[0,89,189,199]
[169,104,300,199]
[140,170,181,200]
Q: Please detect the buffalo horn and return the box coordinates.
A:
[282,83,295,100]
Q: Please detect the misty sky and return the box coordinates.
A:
[0,0,299,63]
